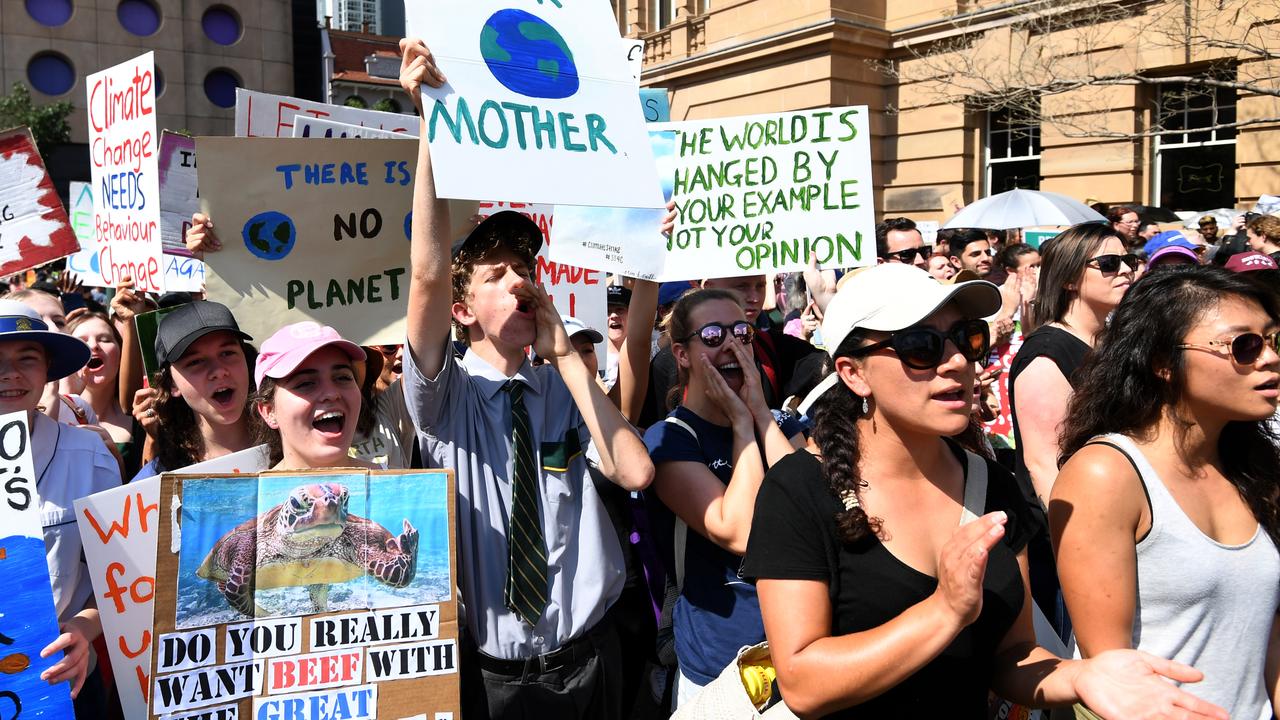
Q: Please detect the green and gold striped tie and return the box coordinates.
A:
[504,380,548,625]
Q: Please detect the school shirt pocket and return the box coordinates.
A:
[540,430,584,506]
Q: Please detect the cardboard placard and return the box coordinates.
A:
[292,118,414,140]
[134,305,181,379]
[658,107,876,279]
[66,180,107,285]
[0,126,80,276]
[148,469,459,720]
[156,131,207,293]
[86,52,164,292]
[0,412,75,718]
[198,137,477,346]
[236,90,419,139]
[639,89,670,123]
[74,446,272,720]
[407,0,664,209]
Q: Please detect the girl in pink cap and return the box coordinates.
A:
[251,321,373,470]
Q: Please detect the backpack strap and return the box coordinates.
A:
[59,394,89,425]
[959,450,988,525]
[661,416,698,591]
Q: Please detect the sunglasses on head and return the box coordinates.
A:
[1178,331,1280,365]
[849,319,991,370]
[883,247,928,263]
[1087,253,1141,273]
[678,321,755,348]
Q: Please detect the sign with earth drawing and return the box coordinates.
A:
[197,137,477,346]
[148,469,459,720]
[406,0,665,209]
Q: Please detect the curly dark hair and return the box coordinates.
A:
[1059,265,1280,547]
[450,225,539,343]
[152,339,257,472]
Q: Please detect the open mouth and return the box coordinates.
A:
[313,410,346,435]
[86,357,104,371]
[716,361,743,383]
[932,388,966,403]
[211,387,235,406]
[515,300,531,314]
[1255,378,1279,393]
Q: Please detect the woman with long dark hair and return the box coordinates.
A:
[741,264,1225,718]
[1053,266,1280,718]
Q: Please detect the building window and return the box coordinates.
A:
[984,105,1041,194]
[26,0,73,27]
[27,52,76,96]
[651,0,676,29]
[202,6,242,46]
[1153,82,1236,211]
[117,0,161,36]
[345,95,368,109]
[203,69,240,108]
[155,67,165,98]
[373,97,401,113]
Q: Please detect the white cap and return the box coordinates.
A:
[798,264,1000,415]
[560,315,604,344]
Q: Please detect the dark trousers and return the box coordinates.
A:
[460,614,624,720]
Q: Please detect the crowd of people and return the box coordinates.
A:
[20,38,1280,720]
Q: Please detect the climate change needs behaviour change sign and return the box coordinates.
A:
[407,0,664,209]
[87,52,164,293]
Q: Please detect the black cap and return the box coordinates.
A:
[157,291,195,309]
[606,285,631,307]
[155,300,252,366]
[450,211,543,261]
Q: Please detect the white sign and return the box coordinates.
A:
[407,0,664,208]
[66,181,107,286]
[86,52,164,292]
[659,108,875,279]
[158,132,205,292]
[236,89,419,138]
[476,202,606,361]
[293,117,414,140]
[74,445,271,720]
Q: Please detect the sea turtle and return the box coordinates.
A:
[196,483,419,618]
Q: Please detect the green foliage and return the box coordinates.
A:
[0,83,72,162]
[344,95,368,109]
[373,97,401,113]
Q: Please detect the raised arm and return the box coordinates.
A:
[401,38,454,378]
[618,278,658,424]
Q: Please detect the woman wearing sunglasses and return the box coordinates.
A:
[642,288,804,708]
[741,264,1226,718]
[1008,222,1135,639]
[1053,266,1280,719]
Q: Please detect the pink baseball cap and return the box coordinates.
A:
[255,321,366,387]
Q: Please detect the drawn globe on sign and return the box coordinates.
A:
[242,211,297,261]
[480,9,579,100]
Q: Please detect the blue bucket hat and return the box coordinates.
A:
[0,300,91,381]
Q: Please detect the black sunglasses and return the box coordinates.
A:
[1178,331,1280,365]
[849,319,990,370]
[883,247,928,263]
[678,321,755,348]
[1087,253,1141,273]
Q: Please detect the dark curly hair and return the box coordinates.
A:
[1059,265,1280,547]
[450,224,539,343]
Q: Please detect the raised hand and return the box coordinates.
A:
[399,38,447,115]
[133,387,161,438]
[186,213,220,257]
[933,511,1007,628]
[516,280,573,363]
[110,274,148,322]
[725,332,769,424]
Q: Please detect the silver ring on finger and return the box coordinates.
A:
[146,409,156,417]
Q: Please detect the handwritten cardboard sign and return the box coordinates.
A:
[0,127,79,276]
[86,52,164,292]
[198,137,477,346]
[158,132,206,292]
[65,180,108,285]
[0,412,75,718]
[148,469,458,720]
[476,201,606,358]
[235,89,419,139]
[292,117,414,140]
[74,446,271,720]
[407,0,664,209]
[657,107,876,279]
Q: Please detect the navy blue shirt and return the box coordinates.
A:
[643,405,801,685]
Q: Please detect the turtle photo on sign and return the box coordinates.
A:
[172,471,451,629]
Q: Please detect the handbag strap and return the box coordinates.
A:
[662,416,698,592]
[959,450,988,525]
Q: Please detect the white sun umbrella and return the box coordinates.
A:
[942,188,1107,230]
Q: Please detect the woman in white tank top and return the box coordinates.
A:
[1052,265,1280,719]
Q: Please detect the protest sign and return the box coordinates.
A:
[476,201,606,357]
[135,305,181,379]
[198,137,477,346]
[1023,229,1058,250]
[65,181,108,285]
[0,412,75,718]
[548,130,674,280]
[407,0,664,209]
[87,52,164,292]
[74,446,271,720]
[158,132,206,292]
[624,39,644,81]
[292,117,414,140]
[0,127,79,276]
[236,89,418,138]
[148,469,458,719]
[640,88,670,123]
[658,107,876,279]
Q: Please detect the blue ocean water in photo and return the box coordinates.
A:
[174,473,452,629]
[0,534,74,719]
